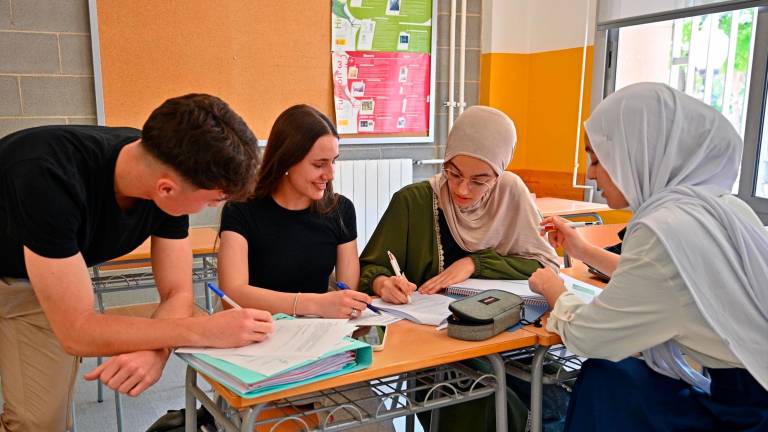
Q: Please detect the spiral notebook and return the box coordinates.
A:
[445,278,548,308]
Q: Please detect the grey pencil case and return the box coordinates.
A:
[447,289,523,341]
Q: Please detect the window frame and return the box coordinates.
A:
[593,5,768,223]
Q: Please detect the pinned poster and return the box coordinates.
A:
[332,0,432,53]
[331,0,433,136]
[333,51,430,134]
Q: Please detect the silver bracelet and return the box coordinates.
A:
[292,292,302,317]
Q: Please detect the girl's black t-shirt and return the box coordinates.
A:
[220,195,357,293]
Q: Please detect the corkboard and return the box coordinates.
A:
[95,0,334,139]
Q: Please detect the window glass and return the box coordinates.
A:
[614,9,758,193]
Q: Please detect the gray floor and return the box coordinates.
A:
[72,355,200,432]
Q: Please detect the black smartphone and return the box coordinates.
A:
[351,325,388,351]
[585,263,611,282]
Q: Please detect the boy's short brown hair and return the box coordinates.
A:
[141,94,260,201]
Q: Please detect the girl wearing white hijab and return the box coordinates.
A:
[359,106,559,432]
[529,83,768,431]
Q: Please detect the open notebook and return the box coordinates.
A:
[447,275,604,307]
[446,278,548,307]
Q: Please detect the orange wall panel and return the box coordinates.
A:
[481,46,594,199]
[480,52,531,166]
[525,46,593,173]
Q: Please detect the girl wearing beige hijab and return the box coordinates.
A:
[359,106,559,432]
[359,105,558,303]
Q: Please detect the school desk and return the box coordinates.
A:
[535,197,610,223]
[91,226,219,313]
[517,263,608,432]
[183,320,539,432]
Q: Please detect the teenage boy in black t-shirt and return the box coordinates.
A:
[0,94,274,432]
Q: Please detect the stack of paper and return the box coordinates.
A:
[371,292,454,326]
[348,308,402,326]
[175,315,372,398]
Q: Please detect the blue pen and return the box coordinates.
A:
[335,281,382,315]
[206,282,242,310]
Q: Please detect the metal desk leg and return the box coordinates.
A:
[93,266,106,403]
[185,367,198,432]
[114,391,124,432]
[405,373,415,432]
[203,256,213,313]
[530,346,548,432]
[70,399,77,432]
[485,353,507,432]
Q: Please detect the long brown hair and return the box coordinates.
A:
[253,104,340,214]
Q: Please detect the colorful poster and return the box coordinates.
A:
[333,51,430,134]
[332,0,432,54]
[331,0,432,136]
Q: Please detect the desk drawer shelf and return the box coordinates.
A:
[190,361,501,432]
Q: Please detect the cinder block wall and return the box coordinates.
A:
[0,0,96,137]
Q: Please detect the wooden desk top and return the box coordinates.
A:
[535,197,609,218]
[103,226,219,264]
[205,320,538,409]
[524,262,608,346]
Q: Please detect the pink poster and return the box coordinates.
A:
[333,51,430,134]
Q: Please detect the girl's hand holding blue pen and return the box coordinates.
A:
[305,284,371,319]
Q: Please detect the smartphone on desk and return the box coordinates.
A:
[585,262,611,282]
[352,325,388,351]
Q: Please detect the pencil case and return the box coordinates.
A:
[447,289,523,341]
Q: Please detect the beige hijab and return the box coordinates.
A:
[429,106,559,270]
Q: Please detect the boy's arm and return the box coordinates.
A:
[85,235,197,396]
[150,235,195,319]
[24,246,273,356]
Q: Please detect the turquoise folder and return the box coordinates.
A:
[176,314,373,399]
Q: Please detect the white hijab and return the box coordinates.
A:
[585,82,768,391]
[429,106,559,270]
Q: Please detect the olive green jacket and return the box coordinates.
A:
[359,181,542,294]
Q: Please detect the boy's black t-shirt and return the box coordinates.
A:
[0,125,189,278]
[220,195,357,294]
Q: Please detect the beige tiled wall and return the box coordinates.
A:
[0,0,96,138]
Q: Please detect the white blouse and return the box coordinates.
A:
[547,195,762,369]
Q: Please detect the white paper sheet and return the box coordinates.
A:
[371,292,453,326]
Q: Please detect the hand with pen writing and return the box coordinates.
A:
[540,216,589,259]
[304,290,373,319]
[373,274,416,304]
[200,308,275,347]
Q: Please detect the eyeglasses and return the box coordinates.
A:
[442,166,496,192]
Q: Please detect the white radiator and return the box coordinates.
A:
[333,159,413,252]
